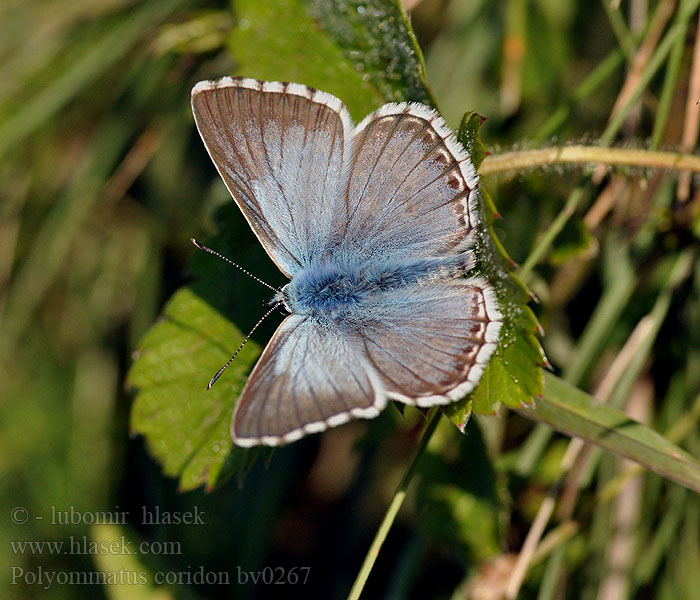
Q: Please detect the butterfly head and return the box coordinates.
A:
[272,284,294,314]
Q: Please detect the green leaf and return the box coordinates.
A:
[128,197,292,491]
[470,297,545,416]
[229,0,372,119]
[520,372,700,494]
[301,0,436,106]
[229,0,436,120]
[128,287,257,491]
[441,397,473,434]
[457,112,489,171]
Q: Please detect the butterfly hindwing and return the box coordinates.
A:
[232,315,386,446]
[355,279,502,405]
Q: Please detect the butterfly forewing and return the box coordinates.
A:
[191,78,354,276]
[340,104,480,262]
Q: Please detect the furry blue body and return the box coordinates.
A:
[278,254,471,322]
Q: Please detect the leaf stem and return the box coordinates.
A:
[346,410,441,600]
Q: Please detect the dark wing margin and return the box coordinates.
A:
[231,315,386,447]
[191,77,354,277]
[340,102,481,263]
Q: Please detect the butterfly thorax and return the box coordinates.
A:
[280,255,473,321]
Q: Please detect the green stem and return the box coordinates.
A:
[600,0,636,60]
[601,0,700,145]
[607,248,697,410]
[518,184,587,281]
[533,45,628,142]
[520,371,700,494]
[346,410,441,600]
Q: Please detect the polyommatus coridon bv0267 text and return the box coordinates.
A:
[191,77,502,447]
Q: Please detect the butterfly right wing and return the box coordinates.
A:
[354,277,502,406]
[192,77,354,277]
[340,103,481,263]
[232,315,386,447]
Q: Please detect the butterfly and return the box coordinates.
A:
[191,77,502,447]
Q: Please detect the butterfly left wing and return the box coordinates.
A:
[232,315,386,446]
[192,77,354,276]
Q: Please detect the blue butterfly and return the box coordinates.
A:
[191,77,502,447]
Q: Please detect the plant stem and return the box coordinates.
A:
[601,0,700,145]
[533,46,626,142]
[650,18,688,150]
[518,184,587,282]
[600,0,636,60]
[346,410,441,600]
[479,146,700,176]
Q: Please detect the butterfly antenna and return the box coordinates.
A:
[191,238,278,292]
[206,302,281,390]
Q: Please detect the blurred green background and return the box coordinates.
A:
[1,0,700,599]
